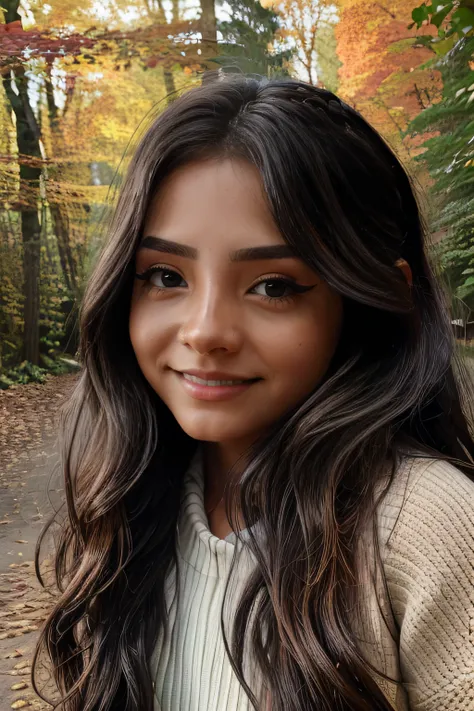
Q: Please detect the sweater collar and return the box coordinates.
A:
[177,445,259,579]
[177,445,240,579]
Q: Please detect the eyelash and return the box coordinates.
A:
[134,265,315,306]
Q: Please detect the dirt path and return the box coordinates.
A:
[0,373,78,710]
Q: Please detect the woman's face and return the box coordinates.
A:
[129,157,343,449]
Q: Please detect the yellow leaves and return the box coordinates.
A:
[11,701,31,709]
[274,0,336,84]
[11,683,28,691]
[4,649,24,659]
[13,661,30,670]
[31,0,127,34]
[4,620,31,629]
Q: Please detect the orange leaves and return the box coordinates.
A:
[0,20,22,33]
[333,0,444,165]
[335,0,438,102]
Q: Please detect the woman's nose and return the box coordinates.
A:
[177,289,243,354]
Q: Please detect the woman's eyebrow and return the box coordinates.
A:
[138,235,297,262]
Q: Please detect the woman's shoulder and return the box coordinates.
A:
[374,454,474,709]
[375,452,474,550]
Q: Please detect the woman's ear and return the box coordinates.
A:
[394,258,413,287]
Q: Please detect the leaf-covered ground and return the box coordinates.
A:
[0,373,79,710]
[0,372,78,473]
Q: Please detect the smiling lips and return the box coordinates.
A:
[183,373,252,386]
[176,368,261,384]
[174,370,262,401]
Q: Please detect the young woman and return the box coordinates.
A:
[33,74,474,711]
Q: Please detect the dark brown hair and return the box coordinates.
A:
[33,73,474,711]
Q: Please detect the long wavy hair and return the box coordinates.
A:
[33,74,474,711]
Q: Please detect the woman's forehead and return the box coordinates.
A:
[141,159,287,256]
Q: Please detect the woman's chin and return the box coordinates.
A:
[174,419,252,444]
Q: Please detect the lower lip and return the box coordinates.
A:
[175,372,261,401]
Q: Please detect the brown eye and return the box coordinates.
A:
[135,266,185,289]
[252,279,294,299]
[250,276,316,305]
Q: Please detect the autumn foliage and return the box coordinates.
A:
[334,0,443,161]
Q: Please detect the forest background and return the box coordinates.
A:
[0,0,473,388]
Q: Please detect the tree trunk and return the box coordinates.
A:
[163,69,176,102]
[142,0,177,102]
[19,202,42,364]
[45,68,78,294]
[2,2,42,365]
[199,0,219,79]
[50,205,76,293]
[162,0,181,103]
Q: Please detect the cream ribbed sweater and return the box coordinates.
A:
[151,447,474,710]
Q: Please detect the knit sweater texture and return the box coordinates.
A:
[151,446,474,710]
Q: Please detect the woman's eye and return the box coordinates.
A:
[135,266,185,289]
[251,279,297,300]
[252,276,317,304]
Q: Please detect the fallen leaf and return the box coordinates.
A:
[11,701,31,709]
[13,660,29,669]
[13,661,29,670]
[14,540,28,544]
[6,621,32,629]
[11,682,28,690]
[0,630,21,639]
[16,667,32,675]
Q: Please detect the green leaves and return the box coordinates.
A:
[432,35,456,54]
[431,4,455,28]
[408,1,474,49]
[451,6,474,34]
[410,3,434,27]
[405,13,474,309]
[216,0,293,77]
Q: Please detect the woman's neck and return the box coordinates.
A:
[200,440,253,539]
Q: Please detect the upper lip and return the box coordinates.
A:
[175,369,259,381]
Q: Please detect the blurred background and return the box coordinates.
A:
[0,0,473,387]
